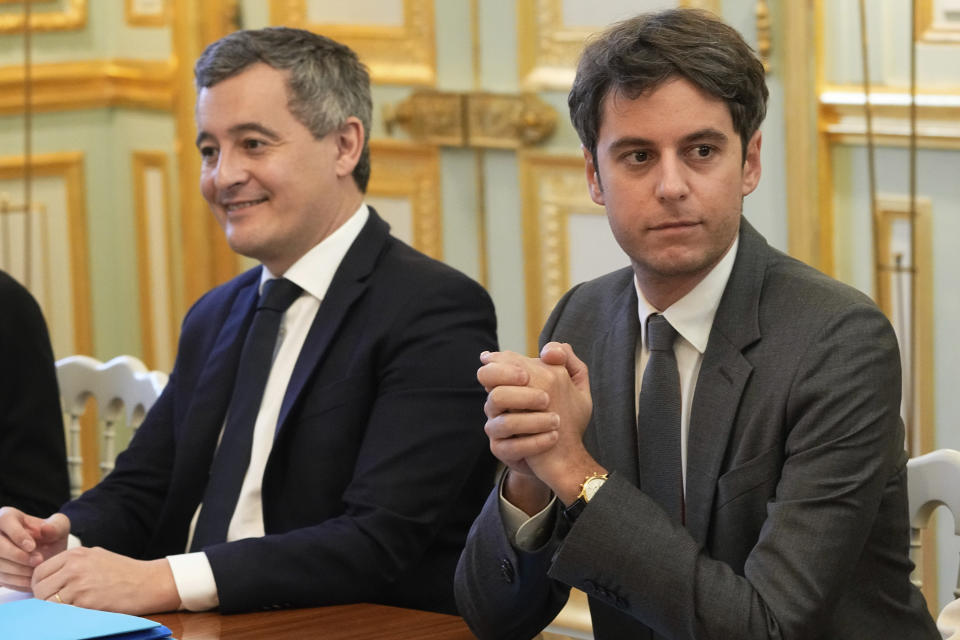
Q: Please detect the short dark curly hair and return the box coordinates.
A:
[569,8,768,165]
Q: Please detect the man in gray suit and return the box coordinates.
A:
[455,9,938,639]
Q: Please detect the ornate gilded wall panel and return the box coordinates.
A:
[821,90,960,150]
[0,152,92,359]
[0,59,176,114]
[366,140,442,259]
[132,151,177,373]
[916,0,960,44]
[125,0,169,27]
[269,0,436,85]
[516,0,720,91]
[0,0,86,33]
[520,151,626,353]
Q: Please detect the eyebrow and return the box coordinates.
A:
[195,122,282,147]
[680,128,729,145]
[607,127,730,153]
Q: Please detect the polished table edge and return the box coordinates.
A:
[149,602,477,639]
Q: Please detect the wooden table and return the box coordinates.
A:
[149,603,477,639]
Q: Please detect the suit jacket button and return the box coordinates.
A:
[499,558,515,584]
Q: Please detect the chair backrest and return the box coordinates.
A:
[56,355,168,498]
[907,449,960,603]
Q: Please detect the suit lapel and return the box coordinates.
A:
[162,272,260,540]
[274,209,390,435]
[590,278,642,487]
[684,220,765,545]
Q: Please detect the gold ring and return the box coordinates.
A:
[54,592,63,604]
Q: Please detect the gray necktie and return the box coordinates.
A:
[637,314,684,524]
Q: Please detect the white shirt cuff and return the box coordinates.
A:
[166,552,220,612]
[498,474,556,551]
[66,534,81,549]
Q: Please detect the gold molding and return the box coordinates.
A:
[125,0,170,27]
[0,151,92,358]
[172,0,239,309]
[785,0,826,273]
[0,59,176,114]
[872,195,937,610]
[0,0,86,33]
[820,88,960,150]
[520,151,605,354]
[755,0,772,73]
[132,151,177,371]
[915,0,960,44]
[516,0,590,92]
[384,90,556,148]
[367,140,442,260]
[516,0,718,91]
[269,0,436,86]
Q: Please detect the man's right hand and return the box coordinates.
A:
[0,507,69,592]
[478,344,599,512]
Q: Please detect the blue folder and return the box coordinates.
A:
[0,598,172,640]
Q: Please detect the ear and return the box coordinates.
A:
[334,116,364,179]
[741,130,762,197]
[583,145,605,206]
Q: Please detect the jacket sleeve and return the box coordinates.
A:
[454,284,583,639]
[0,275,70,516]
[548,301,917,639]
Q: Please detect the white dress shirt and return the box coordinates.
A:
[501,236,739,550]
[71,205,369,611]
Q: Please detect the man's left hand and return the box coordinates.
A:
[31,547,181,615]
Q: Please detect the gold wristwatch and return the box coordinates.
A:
[563,472,608,523]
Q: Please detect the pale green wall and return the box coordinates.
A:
[0,0,176,362]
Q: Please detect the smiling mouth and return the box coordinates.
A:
[223,197,268,212]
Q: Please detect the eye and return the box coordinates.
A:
[627,150,649,163]
[199,145,218,161]
[243,138,266,151]
[692,145,714,158]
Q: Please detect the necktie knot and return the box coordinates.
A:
[646,314,678,352]
[259,278,302,313]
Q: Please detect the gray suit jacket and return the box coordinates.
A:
[455,220,938,639]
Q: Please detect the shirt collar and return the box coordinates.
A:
[259,203,369,301]
[634,234,739,354]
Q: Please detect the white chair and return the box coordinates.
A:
[907,448,960,616]
[56,355,168,498]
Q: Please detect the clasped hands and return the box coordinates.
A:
[0,507,179,614]
[478,342,604,512]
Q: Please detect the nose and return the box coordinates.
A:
[655,154,689,202]
[212,147,249,192]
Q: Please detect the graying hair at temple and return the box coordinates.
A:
[194,26,373,192]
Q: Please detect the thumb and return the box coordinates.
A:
[37,513,70,543]
[541,342,589,390]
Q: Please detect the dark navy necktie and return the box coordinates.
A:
[637,314,685,524]
[190,277,303,550]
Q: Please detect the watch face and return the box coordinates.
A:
[583,476,606,502]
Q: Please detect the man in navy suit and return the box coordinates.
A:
[0,27,496,616]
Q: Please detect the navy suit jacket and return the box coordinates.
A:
[0,270,70,517]
[62,210,498,614]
